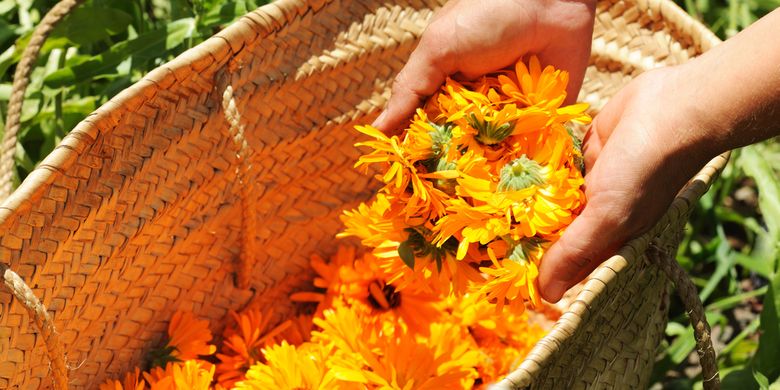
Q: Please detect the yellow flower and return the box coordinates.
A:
[372,237,484,296]
[235,341,351,390]
[403,109,455,162]
[215,308,292,389]
[478,239,546,313]
[337,195,406,248]
[498,55,591,125]
[499,55,567,110]
[436,79,550,152]
[313,304,480,389]
[99,368,145,390]
[354,125,452,221]
[144,360,214,390]
[441,293,552,386]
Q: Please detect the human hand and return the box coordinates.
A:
[372,0,596,133]
[538,6,780,301]
[537,66,720,302]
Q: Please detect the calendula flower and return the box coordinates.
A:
[441,293,552,386]
[354,125,452,221]
[404,109,455,162]
[147,311,216,369]
[346,56,589,314]
[144,360,214,390]
[277,314,314,346]
[499,56,565,110]
[294,246,443,335]
[338,194,407,248]
[313,304,480,389]
[373,229,484,296]
[234,341,351,390]
[99,368,145,390]
[215,308,292,388]
[478,238,546,313]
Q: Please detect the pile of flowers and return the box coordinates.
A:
[100,246,555,389]
[100,56,588,389]
[341,56,589,312]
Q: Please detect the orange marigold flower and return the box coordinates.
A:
[313,304,480,389]
[345,56,589,314]
[148,311,216,369]
[168,311,216,360]
[478,239,546,313]
[215,308,292,389]
[440,293,551,386]
[337,194,408,248]
[143,360,214,390]
[354,125,452,222]
[99,368,145,390]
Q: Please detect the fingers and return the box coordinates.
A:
[372,45,452,134]
[582,88,629,171]
[537,198,629,302]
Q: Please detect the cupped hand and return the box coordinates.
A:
[372,0,596,133]
[537,66,720,302]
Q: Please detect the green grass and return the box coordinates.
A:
[1,0,779,388]
[0,0,267,186]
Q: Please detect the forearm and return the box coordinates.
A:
[681,9,780,156]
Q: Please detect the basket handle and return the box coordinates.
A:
[0,0,85,201]
[1,263,69,389]
[221,83,258,289]
[650,243,720,389]
[1,1,84,388]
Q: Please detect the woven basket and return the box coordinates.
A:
[0,0,727,388]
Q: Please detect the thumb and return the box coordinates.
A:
[372,46,452,134]
[537,198,630,302]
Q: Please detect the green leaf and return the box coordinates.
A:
[739,143,780,263]
[50,6,133,46]
[398,241,415,269]
[754,272,780,381]
[668,324,697,364]
[200,1,251,28]
[0,0,16,15]
[707,286,768,311]
[723,368,760,390]
[0,83,10,100]
[0,18,14,48]
[735,253,774,279]
[699,229,736,302]
[0,33,70,79]
[755,370,770,390]
[666,321,688,336]
[44,18,196,88]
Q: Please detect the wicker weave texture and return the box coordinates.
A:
[0,0,721,388]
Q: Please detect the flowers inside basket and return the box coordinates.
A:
[99,56,592,389]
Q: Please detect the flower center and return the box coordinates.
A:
[367,281,401,310]
[497,156,545,192]
[428,121,454,157]
[434,158,457,195]
[504,237,546,265]
[468,113,515,145]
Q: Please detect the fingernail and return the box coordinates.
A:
[371,111,388,128]
[544,280,570,302]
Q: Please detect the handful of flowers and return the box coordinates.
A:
[341,56,590,312]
